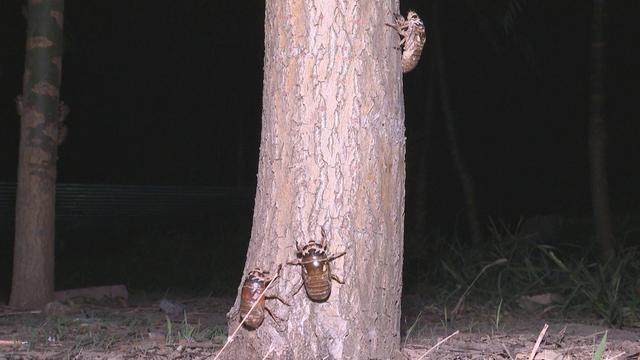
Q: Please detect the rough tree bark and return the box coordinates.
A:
[588,0,614,257]
[224,1,406,359]
[10,0,66,309]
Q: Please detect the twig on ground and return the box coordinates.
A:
[0,339,28,346]
[501,342,514,360]
[577,330,607,340]
[417,330,460,360]
[177,340,217,348]
[0,310,42,317]
[0,340,29,346]
[528,323,549,360]
[451,258,507,318]
[605,352,626,360]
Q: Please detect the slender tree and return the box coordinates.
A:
[11,0,67,309]
[413,58,436,239]
[222,1,406,358]
[588,0,614,257]
[433,1,483,244]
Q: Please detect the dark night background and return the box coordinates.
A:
[1,1,639,300]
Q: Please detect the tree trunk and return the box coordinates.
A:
[413,58,435,239]
[433,1,483,244]
[10,0,66,309]
[589,0,614,257]
[223,1,406,359]
[234,97,246,186]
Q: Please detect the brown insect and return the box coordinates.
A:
[387,10,427,73]
[288,229,346,302]
[239,265,287,329]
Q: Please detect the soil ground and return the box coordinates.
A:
[0,295,638,360]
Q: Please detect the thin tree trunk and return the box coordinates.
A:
[11,0,66,309]
[223,1,406,359]
[433,1,483,244]
[414,58,436,238]
[589,0,614,257]
[235,97,245,186]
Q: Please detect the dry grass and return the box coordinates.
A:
[1,295,638,359]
